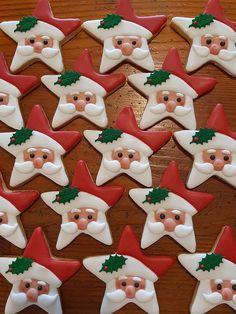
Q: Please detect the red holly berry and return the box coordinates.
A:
[200,264,204,269]
[194,21,197,25]
[104,266,108,270]
[11,138,16,142]
[99,135,103,139]
[57,79,62,84]
[194,137,199,142]
[56,196,60,201]
[147,197,152,202]
[17,25,21,28]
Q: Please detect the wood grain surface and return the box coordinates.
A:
[0,0,235,313]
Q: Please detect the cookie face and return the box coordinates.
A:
[84,107,172,187]
[83,225,175,314]
[0,0,81,72]
[171,0,236,75]
[178,226,236,313]
[0,105,81,187]
[82,0,167,73]
[128,48,217,130]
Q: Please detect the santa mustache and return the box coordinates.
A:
[10,291,58,307]
[103,158,149,175]
[15,161,62,175]
[59,103,104,117]
[218,49,236,61]
[17,45,59,58]
[104,47,149,61]
[61,221,106,235]
[0,105,16,117]
[147,221,193,238]
[194,162,236,177]
[192,44,210,57]
[37,294,58,307]
[0,223,18,237]
[150,103,191,116]
[203,292,223,305]
[106,289,154,303]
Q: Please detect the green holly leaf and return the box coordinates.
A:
[143,187,170,204]
[8,128,33,146]
[189,13,215,29]
[14,16,39,33]
[95,128,123,144]
[190,128,216,145]
[98,14,123,29]
[54,71,81,87]
[6,257,34,275]
[52,186,80,204]
[196,253,224,272]
[144,70,171,86]
[99,254,127,273]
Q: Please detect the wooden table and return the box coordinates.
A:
[0,0,235,313]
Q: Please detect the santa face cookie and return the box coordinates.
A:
[0,0,81,73]
[179,226,236,314]
[82,0,167,73]
[171,0,236,75]
[0,105,81,187]
[0,53,40,129]
[175,104,236,189]
[41,160,124,250]
[129,161,214,252]
[83,225,175,314]
[41,49,125,129]
[128,48,217,130]
[0,174,38,249]
[0,227,80,314]
[84,106,172,187]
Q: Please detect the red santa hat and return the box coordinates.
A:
[0,173,39,215]
[83,225,175,283]
[0,53,40,97]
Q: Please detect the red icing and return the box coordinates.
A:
[23,227,81,283]
[71,160,125,206]
[32,0,81,36]
[73,49,126,93]
[162,48,217,96]
[206,104,236,140]
[115,0,167,35]
[204,0,236,32]
[115,106,172,152]
[214,226,236,264]
[0,53,40,94]
[0,173,39,212]
[26,105,81,152]
[160,161,214,212]
[117,225,175,277]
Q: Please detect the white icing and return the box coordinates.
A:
[0,93,24,129]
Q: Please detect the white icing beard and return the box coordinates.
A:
[194,160,236,177]
[14,160,62,175]
[0,223,18,237]
[61,220,106,235]
[17,44,59,59]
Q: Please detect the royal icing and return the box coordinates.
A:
[82,0,167,73]
[41,160,124,249]
[0,0,81,73]
[179,226,236,313]
[0,227,80,314]
[0,105,81,187]
[129,161,214,252]
[128,48,217,130]
[41,49,126,129]
[174,104,236,189]
[84,106,172,187]
[171,0,236,75]
[83,225,175,314]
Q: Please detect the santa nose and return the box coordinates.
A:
[164,218,176,232]
[213,159,224,171]
[27,288,38,302]
[166,100,177,112]
[210,44,220,55]
[33,157,44,169]
[34,42,44,53]
[120,157,130,169]
[76,100,86,112]
[77,218,88,230]
[222,288,233,301]
[121,43,133,56]
[125,285,136,299]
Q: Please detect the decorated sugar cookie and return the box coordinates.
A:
[128,48,217,130]
[179,226,236,313]
[0,0,81,73]
[0,227,80,314]
[41,160,124,249]
[83,225,175,314]
[41,49,126,129]
[0,53,40,129]
[129,161,214,252]
[84,106,172,186]
[0,105,81,187]
[0,174,38,249]
[171,0,236,75]
[174,104,236,189]
[82,0,167,73]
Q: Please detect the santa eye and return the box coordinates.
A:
[128,153,134,159]
[160,213,165,219]
[117,152,123,158]
[85,97,91,102]
[25,282,30,289]
[87,215,93,220]
[74,214,80,220]
[216,283,222,290]
[0,218,2,223]
[117,40,122,45]
[206,38,212,45]
[224,155,229,161]
[134,282,139,288]
[0,97,3,102]
[121,281,126,287]
[175,215,180,220]
[37,285,43,291]
[163,96,169,101]
[220,40,225,47]
[132,41,137,46]
[176,97,182,102]
[43,39,49,45]
[73,96,78,101]
[42,154,48,160]
[30,153,35,158]
[30,38,35,44]
[232,284,236,290]
[210,154,215,160]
